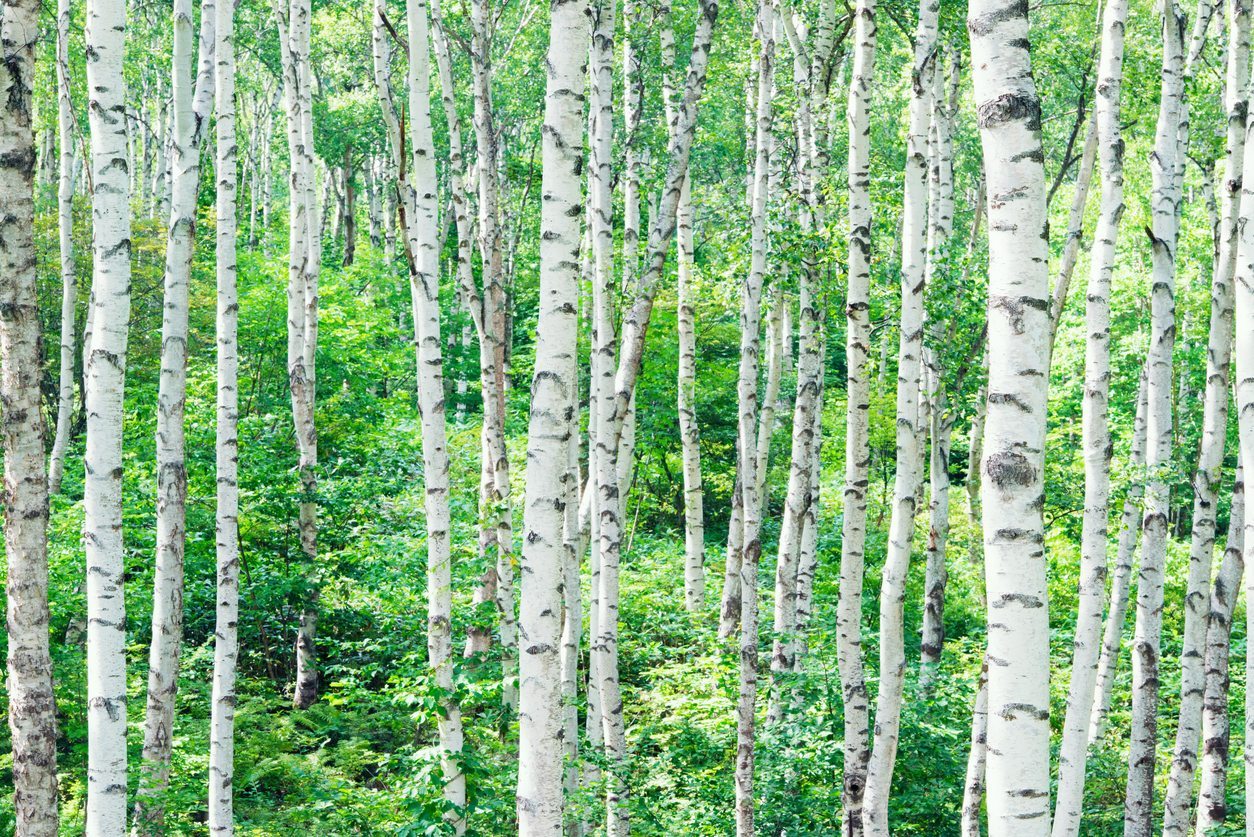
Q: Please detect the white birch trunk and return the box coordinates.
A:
[516,1,588,828]
[1,0,58,829]
[676,171,705,610]
[961,660,990,837]
[135,0,215,822]
[918,55,956,689]
[84,0,133,820]
[968,0,1053,828]
[839,0,878,823]
[48,0,78,495]
[1051,0,1128,831]
[733,10,775,833]
[1195,460,1244,834]
[862,0,938,829]
[1126,7,1185,832]
[589,1,628,832]
[1046,115,1098,358]
[404,1,465,825]
[1089,369,1148,741]
[1163,2,1247,828]
[208,0,239,827]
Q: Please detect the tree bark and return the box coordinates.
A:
[1163,3,1247,829]
[1195,459,1244,833]
[918,52,957,690]
[135,0,216,824]
[961,659,989,837]
[1,0,58,829]
[1051,1,1128,832]
[402,1,467,826]
[209,0,239,827]
[1089,369,1148,741]
[516,1,589,828]
[968,0,1053,828]
[1125,7,1185,833]
[733,9,776,833]
[84,0,134,819]
[839,0,877,824]
[862,0,938,829]
[272,0,321,711]
[48,0,78,496]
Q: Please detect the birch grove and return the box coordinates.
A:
[8,0,1254,832]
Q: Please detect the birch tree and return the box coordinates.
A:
[208,0,239,826]
[1,0,58,829]
[734,8,775,833]
[515,0,589,828]
[1126,6,1186,832]
[84,0,134,819]
[1051,0,1128,832]
[1195,460,1244,833]
[1163,0,1247,827]
[271,0,321,710]
[1089,370,1148,741]
[968,0,1053,828]
[862,0,938,828]
[135,0,216,822]
[839,0,877,823]
[48,0,78,495]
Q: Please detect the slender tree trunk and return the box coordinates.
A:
[209,0,240,827]
[272,0,321,710]
[0,0,58,829]
[84,0,133,819]
[1089,370,1149,741]
[135,0,216,824]
[961,660,990,837]
[589,1,628,832]
[1126,7,1185,833]
[1195,459,1244,833]
[968,0,1053,829]
[733,10,775,833]
[1163,3,1247,829]
[403,1,466,825]
[341,145,356,266]
[676,172,704,610]
[862,0,938,829]
[661,7,705,613]
[1051,1,1128,832]
[839,0,877,824]
[1232,32,1254,828]
[516,1,588,827]
[918,53,957,690]
[469,0,516,707]
[48,0,78,495]
[1046,114,1098,358]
